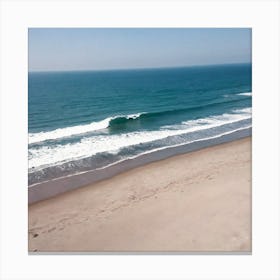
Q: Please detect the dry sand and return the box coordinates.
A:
[28,137,251,252]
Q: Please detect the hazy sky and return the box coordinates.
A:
[29,28,251,72]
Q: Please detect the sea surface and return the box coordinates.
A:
[28,63,252,185]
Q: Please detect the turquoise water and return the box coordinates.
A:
[28,63,252,184]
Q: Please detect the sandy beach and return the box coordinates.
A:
[28,137,251,252]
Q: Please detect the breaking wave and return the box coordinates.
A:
[29,95,251,144]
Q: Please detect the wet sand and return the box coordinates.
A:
[28,137,251,252]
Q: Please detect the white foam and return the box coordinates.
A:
[29,108,252,170]
[29,129,183,169]
[29,125,252,187]
[163,107,252,131]
[237,92,252,96]
[29,118,112,144]
[29,113,145,144]
[122,125,252,164]
[127,113,143,119]
[233,107,252,114]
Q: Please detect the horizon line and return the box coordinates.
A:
[28,61,252,74]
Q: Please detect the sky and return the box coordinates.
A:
[28,28,251,72]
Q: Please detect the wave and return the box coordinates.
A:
[97,125,252,172]
[177,107,252,130]
[29,113,144,144]
[29,125,252,186]
[109,97,251,126]
[29,96,251,144]
[29,108,252,170]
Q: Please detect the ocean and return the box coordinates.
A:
[28,63,252,186]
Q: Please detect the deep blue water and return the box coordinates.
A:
[28,63,252,185]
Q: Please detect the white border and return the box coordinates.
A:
[0,0,279,279]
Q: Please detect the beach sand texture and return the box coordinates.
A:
[28,137,251,252]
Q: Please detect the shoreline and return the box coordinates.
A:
[28,127,251,204]
[29,137,251,252]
